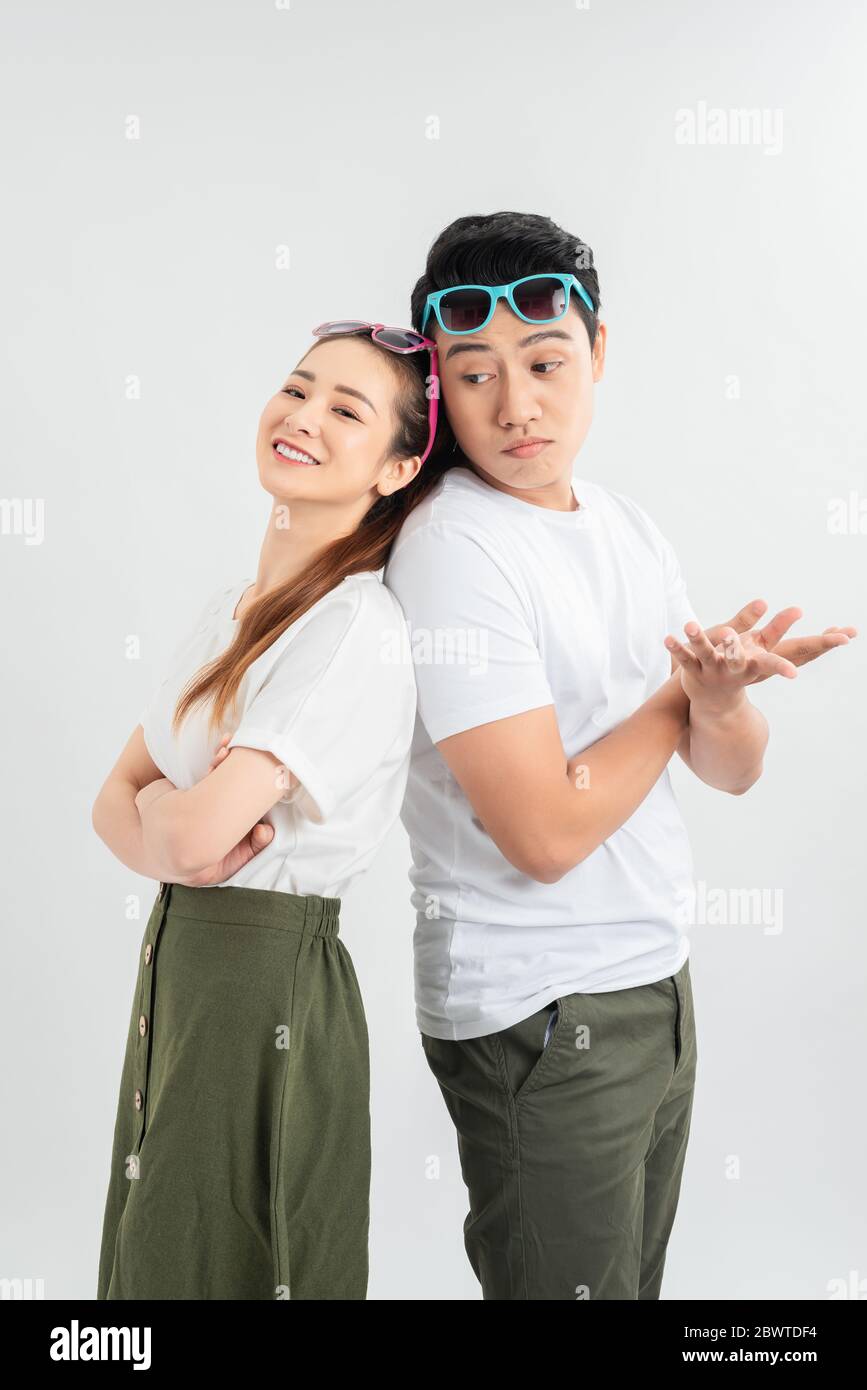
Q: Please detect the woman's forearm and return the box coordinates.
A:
[136,788,194,878]
[92,778,175,881]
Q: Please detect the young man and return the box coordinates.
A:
[383,211,854,1300]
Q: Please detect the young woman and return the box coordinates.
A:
[92,320,446,1301]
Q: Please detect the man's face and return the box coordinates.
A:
[432,300,606,498]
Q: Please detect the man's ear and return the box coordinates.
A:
[591,320,607,383]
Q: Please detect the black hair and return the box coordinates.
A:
[409,210,601,349]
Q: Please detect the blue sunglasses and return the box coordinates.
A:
[421,273,595,336]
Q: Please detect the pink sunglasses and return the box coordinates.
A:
[312,320,440,464]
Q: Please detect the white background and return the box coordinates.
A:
[2,0,865,1300]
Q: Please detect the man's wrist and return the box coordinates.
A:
[688,686,749,725]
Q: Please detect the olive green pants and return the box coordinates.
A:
[421,957,697,1300]
[97,881,370,1300]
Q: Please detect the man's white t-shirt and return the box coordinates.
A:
[140,571,417,899]
[383,465,699,1041]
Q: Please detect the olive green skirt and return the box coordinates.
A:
[96,881,370,1300]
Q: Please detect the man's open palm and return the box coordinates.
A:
[675,599,856,687]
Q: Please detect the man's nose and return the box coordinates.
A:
[497,381,540,428]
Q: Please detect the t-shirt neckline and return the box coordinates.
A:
[226,571,381,626]
[447,465,593,526]
[228,579,256,624]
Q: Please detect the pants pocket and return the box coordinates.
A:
[673,959,696,1076]
[492,999,564,1103]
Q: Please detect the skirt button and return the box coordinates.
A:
[134,1089,143,1111]
[138,1014,148,1037]
[144,942,153,965]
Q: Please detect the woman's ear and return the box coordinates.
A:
[591,320,607,383]
[377,453,422,498]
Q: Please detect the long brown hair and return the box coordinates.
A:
[171,333,462,739]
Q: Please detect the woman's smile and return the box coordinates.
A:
[272,439,321,466]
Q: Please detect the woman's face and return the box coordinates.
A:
[255,336,416,512]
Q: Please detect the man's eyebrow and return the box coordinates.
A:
[444,328,574,361]
[288,367,377,414]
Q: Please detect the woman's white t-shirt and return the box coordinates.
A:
[140,571,417,899]
[383,465,699,1040]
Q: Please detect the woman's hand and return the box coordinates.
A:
[173,735,275,887]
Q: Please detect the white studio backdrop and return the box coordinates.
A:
[1,0,865,1300]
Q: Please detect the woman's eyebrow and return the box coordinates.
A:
[289,367,377,414]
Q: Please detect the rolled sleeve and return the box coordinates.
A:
[226,582,416,824]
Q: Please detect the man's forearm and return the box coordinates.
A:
[685,690,768,794]
[561,671,690,867]
[92,778,175,881]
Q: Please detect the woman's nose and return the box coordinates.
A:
[284,409,320,435]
